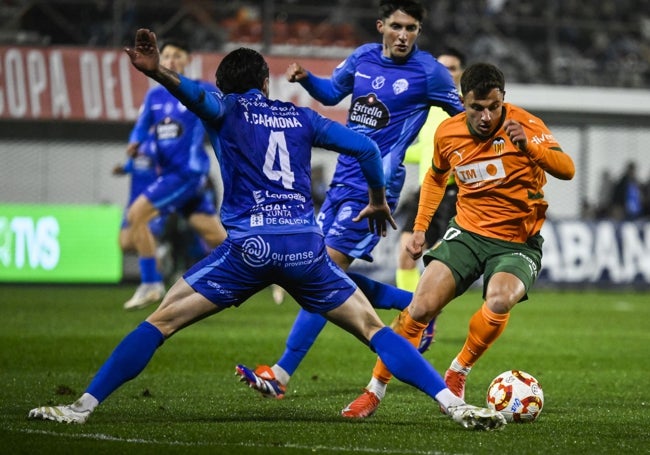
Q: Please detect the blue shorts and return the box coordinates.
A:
[120,211,168,239]
[144,173,216,218]
[316,185,398,262]
[183,232,357,313]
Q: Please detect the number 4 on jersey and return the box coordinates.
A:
[263,131,295,189]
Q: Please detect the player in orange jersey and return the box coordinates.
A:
[341,62,575,418]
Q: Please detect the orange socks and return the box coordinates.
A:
[372,309,428,384]
[456,302,509,369]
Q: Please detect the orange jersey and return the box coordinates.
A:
[416,103,574,242]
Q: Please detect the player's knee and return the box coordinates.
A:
[484,290,519,313]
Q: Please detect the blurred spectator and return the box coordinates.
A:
[611,161,643,220]
[6,0,650,88]
[594,169,616,219]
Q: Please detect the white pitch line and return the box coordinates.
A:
[7,426,468,455]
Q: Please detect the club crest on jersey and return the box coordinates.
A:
[349,93,389,129]
[455,158,506,185]
[392,78,409,95]
[372,76,385,90]
[493,137,506,155]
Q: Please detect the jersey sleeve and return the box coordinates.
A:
[525,142,575,180]
[298,47,361,105]
[307,109,385,189]
[413,166,448,232]
[426,63,464,116]
[521,116,575,180]
[168,75,226,123]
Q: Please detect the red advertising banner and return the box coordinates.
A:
[0,45,349,123]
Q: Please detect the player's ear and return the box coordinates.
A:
[263,77,270,97]
[376,19,384,34]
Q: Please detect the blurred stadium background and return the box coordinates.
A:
[1,0,649,286]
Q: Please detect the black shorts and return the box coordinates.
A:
[401,184,458,246]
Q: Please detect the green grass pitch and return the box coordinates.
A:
[0,284,648,454]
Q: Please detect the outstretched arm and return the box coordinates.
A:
[285,50,357,106]
[125,29,224,123]
[124,29,181,88]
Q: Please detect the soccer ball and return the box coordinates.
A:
[486,370,544,423]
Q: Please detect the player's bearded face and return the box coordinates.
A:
[464,88,504,137]
[377,10,421,59]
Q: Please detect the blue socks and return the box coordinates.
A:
[277,309,327,376]
[139,256,162,283]
[369,327,447,398]
[347,272,413,310]
[276,274,414,375]
[86,321,165,402]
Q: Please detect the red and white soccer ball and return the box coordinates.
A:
[486,370,544,423]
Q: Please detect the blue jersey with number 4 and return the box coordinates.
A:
[171,75,384,239]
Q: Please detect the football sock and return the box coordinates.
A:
[449,358,471,375]
[395,267,420,292]
[366,376,388,400]
[270,365,290,386]
[369,327,447,398]
[435,388,465,411]
[373,309,428,383]
[457,302,510,368]
[347,272,413,310]
[71,393,99,413]
[139,256,162,283]
[86,321,165,403]
[276,309,327,376]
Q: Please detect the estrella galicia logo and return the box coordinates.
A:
[349,93,389,129]
[241,236,272,267]
[156,117,183,140]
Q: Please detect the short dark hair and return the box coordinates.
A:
[460,63,505,99]
[437,46,466,68]
[160,38,191,54]
[215,47,269,95]
[379,0,425,22]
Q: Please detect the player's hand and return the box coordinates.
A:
[126,142,139,158]
[406,230,426,260]
[353,201,397,237]
[504,119,527,152]
[286,63,308,83]
[124,29,161,77]
[112,163,126,175]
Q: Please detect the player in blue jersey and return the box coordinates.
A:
[236,0,464,403]
[123,38,226,311]
[27,29,505,431]
[113,136,169,262]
